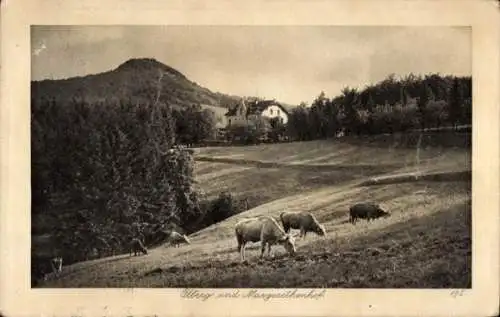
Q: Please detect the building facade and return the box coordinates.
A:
[225,99,290,128]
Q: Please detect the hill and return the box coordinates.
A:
[39,134,471,288]
[31,58,241,109]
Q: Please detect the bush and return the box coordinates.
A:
[226,117,271,144]
[187,192,251,232]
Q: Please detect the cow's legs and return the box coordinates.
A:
[283,225,290,233]
[260,242,266,258]
[267,243,272,257]
[240,243,246,262]
[300,227,306,239]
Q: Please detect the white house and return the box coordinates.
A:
[224,99,290,128]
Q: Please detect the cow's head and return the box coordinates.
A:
[377,208,390,218]
[51,256,63,273]
[279,233,297,256]
[315,223,327,236]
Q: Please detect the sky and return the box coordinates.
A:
[31,26,471,105]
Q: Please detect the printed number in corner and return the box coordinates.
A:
[450,289,466,298]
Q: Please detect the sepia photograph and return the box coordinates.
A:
[30,25,473,289]
[2,1,500,316]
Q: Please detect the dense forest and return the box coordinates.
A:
[287,73,472,141]
[31,96,245,284]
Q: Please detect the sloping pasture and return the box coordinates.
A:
[40,135,471,288]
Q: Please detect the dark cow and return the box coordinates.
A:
[349,203,390,225]
[129,238,148,256]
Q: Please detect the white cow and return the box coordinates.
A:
[235,216,297,262]
[169,231,190,247]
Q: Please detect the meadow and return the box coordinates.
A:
[40,133,471,288]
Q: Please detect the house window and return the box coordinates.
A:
[229,119,232,125]
[277,109,280,115]
[270,109,273,115]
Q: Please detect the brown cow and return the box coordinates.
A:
[235,216,297,262]
[280,211,326,239]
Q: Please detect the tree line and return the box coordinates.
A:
[287,73,472,141]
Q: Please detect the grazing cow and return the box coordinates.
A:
[168,231,190,247]
[280,211,326,239]
[235,216,297,262]
[31,234,65,286]
[50,256,63,276]
[31,255,63,286]
[129,238,148,256]
[349,203,390,225]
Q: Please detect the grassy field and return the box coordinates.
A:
[39,134,471,288]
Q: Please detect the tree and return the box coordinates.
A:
[340,87,361,135]
[286,105,310,141]
[365,92,376,113]
[400,87,408,107]
[417,83,434,129]
[173,105,217,145]
[447,78,462,129]
[194,109,217,143]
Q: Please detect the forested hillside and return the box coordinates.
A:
[31,58,240,109]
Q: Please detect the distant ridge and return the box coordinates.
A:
[115,58,187,80]
[31,58,241,109]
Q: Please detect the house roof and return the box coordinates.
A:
[225,99,293,117]
[278,102,296,114]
